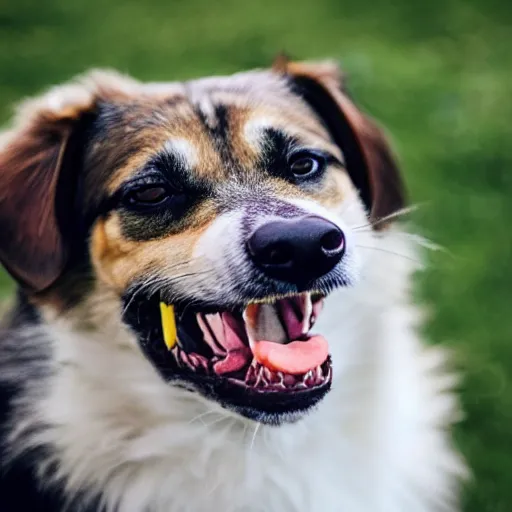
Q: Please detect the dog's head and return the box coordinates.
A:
[0,60,405,424]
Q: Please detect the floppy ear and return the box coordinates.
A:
[0,86,96,292]
[277,59,406,226]
[0,72,138,292]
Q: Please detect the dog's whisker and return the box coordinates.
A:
[122,268,216,318]
[202,415,230,429]
[248,423,261,454]
[352,204,421,232]
[187,410,218,426]
[355,244,422,264]
[353,231,453,263]
[121,279,160,318]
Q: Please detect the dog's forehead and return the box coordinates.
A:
[89,70,339,195]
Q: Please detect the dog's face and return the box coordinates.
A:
[0,60,404,424]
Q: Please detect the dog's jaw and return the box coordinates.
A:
[3,228,466,512]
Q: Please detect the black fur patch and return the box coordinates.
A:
[0,297,104,512]
[195,103,235,168]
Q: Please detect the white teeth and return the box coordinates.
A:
[171,346,181,366]
[255,366,267,387]
[188,353,209,371]
[243,302,287,346]
[304,370,316,387]
[301,293,313,335]
[180,350,195,371]
[245,364,257,385]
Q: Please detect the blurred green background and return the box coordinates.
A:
[1,0,511,510]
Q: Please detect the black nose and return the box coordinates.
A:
[246,215,345,285]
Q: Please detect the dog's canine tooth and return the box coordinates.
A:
[301,293,313,334]
[172,346,181,366]
[159,302,177,350]
[244,302,287,346]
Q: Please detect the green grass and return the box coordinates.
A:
[1,0,511,509]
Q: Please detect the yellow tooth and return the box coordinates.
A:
[159,302,177,350]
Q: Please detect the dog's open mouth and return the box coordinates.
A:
[125,292,332,423]
[167,293,330,389]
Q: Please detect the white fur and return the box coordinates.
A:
[9,203,466,512]
[162,139,199,169]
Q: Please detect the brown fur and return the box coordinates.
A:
[0,61,405,305]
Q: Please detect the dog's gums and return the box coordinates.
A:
[125,292,333,423]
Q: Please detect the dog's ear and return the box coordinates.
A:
[0,72,137,292]
[276,58,406,226]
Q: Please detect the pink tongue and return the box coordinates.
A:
[252,335,329,375]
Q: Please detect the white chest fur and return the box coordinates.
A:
[11,231,465,512]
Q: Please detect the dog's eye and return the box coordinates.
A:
[126,185,170,207]
[289,152,326,179]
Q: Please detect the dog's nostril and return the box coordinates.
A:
[260,242,293,266]
[246,215,345,285]
[320,228,344,254]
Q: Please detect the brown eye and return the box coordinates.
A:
[289,153,325,178]
[128,186,169,206]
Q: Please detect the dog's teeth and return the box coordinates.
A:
[159,302,177,350]
[304,370,316,387]
[180,350,195,370]
[171,346,181,366]
[301,293,313,335]
[244,303,287,346]
[258,303,287,342]
[263,367,273,382]
[260,367,270,386]
[255,366,267,387]
[189,353,209,371]
[315,365,323,381]
[245,364,257,385]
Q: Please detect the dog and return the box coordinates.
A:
[0,58,466,511]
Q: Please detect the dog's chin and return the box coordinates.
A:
[123,291,333,426]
